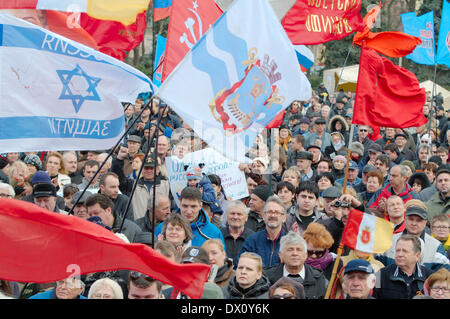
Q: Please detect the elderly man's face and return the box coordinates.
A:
[279,243,307,269]
[342,272,374,299]
[34,196,56,212]
[389,166,406,189]
[55,277,84,299]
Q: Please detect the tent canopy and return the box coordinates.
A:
[322,64,359,94]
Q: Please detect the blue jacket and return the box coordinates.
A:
[28,289,87,299]
[155,208,225,248]
[234,229,285,269]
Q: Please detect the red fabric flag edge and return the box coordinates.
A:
[0,198,211,299]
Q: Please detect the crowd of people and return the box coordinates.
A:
[0,84,449,300]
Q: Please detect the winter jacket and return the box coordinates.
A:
[110,193,135,221]
[29,288,87,299]
[155,208,225,248]
[220,226,254,263]
[222,275,271,299]
[283,207,329,235]
[235,229,285,269]
[263,263,328,299]
[111,215,142,243]
[426,191,450,221]
[373,263,433,299]
[377,230,450,272]
[245,211,266,233]
[368,183,420,209]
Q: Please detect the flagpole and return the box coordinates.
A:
[426,63,438,162]
[118,101,169,234]
[325,44,358,300]
[68,99,154,216]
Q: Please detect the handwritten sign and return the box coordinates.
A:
[165,148,249,206]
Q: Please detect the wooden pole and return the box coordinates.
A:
[324,147,352,299]
[325,242,344,299]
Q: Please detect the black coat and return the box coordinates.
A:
[263,263,328,299]
[220,226,254,263]
[373,263,433,299]
[245,211,266,233]
[222,275,270,299]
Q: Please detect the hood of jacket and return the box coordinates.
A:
[328,115,349,132]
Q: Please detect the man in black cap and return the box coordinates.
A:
[395,133,415,161]
[342,259,376,299]
[306,142,322,171]
[292,117,310,136]
[33,182,67,214]
[122,134,143,177]
[296,151,316,182]
[306,118,332,152]
[245,185,271,233]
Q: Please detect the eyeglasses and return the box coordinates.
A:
[0,193,13,198]
[430,287,450,293]
[359,129,368,132]
[432,226,450,231]
[264,210,284,216]
[307,250,326,258]
[272,294,296,299]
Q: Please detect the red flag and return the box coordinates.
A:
[352,45,427,128]
[161,0,222,81]
[0,199,210,299]
[265,110,285,129]
[80,12,147,61]
[352,3,422,57]
[281,0,365,45]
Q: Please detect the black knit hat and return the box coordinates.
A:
[252,185,271,202]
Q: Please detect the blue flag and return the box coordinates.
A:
[436,0,450,67]
[401,11,436,65]
[153,35,167,88]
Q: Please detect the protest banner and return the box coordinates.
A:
[165,148,249,206]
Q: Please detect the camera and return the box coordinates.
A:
[333,201,350,208]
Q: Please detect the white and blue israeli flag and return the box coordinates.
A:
[0,13,154,152]
[156,0,311,162]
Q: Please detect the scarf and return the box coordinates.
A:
[332,140,345,151]
[305,249,334,270]
[279,136,291,152]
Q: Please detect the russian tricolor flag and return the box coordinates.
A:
[154,0,172,21]
[293,45,314,72]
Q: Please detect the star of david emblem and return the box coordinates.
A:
[56,64,101,113]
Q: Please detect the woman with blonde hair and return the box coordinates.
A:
[202,239,234,287]
[88,278,124,299]
[45,151,71,193]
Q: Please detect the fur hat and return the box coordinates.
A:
[350,142,365,157]
[23,154,43,171]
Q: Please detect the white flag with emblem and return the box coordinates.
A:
[157,0,311,162]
